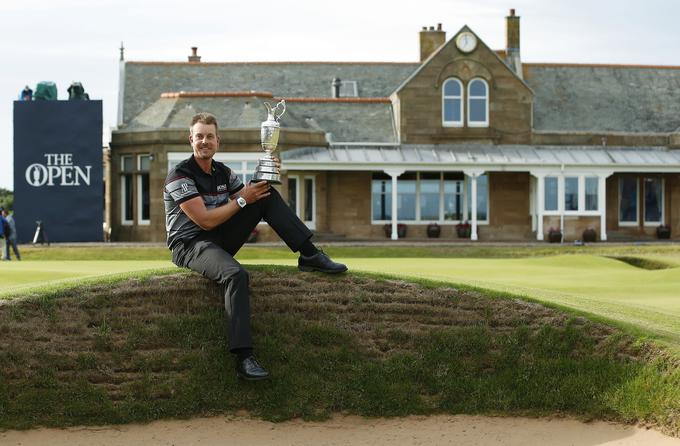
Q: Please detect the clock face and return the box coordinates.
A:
[456,32,477,53]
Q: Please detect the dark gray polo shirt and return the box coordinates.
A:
[164,155,244,249]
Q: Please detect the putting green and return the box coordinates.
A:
[0,260,172,297]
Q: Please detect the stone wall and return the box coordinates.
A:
[396,33,533,145]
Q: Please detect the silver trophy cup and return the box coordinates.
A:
[253,99,286,184]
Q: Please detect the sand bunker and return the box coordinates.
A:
[1,415,678,446]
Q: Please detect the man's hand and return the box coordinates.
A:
[239,181,271,204]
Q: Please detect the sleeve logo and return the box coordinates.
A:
[181,183,189,194]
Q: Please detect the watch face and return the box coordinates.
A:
[237,196,247,208]
[456,32,477,53]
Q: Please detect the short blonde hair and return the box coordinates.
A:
[190,113,219,133]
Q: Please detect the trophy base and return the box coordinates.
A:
[252,172,281,184]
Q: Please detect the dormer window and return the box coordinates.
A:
[467,78,489,127]
[442,78,463,127]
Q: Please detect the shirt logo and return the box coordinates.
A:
[181,183,189,194]
[217,184,227,192]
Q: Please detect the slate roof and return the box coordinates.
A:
[122,62,419,125]
[284,144,680,169]
[121,61,680,138]
[525,64,680,133]
[126,95,397,143]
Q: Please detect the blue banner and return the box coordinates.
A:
[13,101,103,243]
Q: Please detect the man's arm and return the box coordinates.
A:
[179,181,271,231]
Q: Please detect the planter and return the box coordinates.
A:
[548,230,562,243]
[426,223,441,238]
[657,225,671,239]
[582,228,597,243]
[246,229,258,243]
[456,224,471,238]
[383,223,407,238]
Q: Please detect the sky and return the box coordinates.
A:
[1,0,679,190]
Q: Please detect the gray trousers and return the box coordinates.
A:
[4,237,20,260]
[171,188,312,351]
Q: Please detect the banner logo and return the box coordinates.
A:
[25,153,92,187]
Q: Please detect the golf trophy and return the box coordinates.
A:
[253,99,286,184]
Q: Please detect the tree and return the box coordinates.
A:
[0,188,13,211]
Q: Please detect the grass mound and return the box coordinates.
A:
[608,256,675,270]
[0,266,678,436]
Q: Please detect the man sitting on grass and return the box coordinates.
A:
[164,112,347,381]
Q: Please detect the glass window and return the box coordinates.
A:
[122,155,134,172]
[139,174,150,221]
[139,155,151,171]
[304,178,314,222]
[619,178,638,223]
[442,78,463,126]
[644,177,663,223]
[585,177,598,211]
[137,155,151,223]
[444,172,464,221]
[419,173,440,220]
[467,78,488,126]
[121,155,134,223]
[372,174,392,220]
[397,173,417,220]
[123,174,133,222]
[564,177,578,211]
[287,177,298,213]
[466,174,488,221]
[545,177,558,211]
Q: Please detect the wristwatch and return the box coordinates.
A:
[236,196,247,208]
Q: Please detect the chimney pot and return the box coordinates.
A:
[510,8,515,16]
[188,46,201,63]
[419,24,446,62]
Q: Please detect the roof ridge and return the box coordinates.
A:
[161,92,274,98]
[525,62,680,70]
[128,61,419,66]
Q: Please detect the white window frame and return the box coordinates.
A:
[584,176,599,212]
[467,78,489,127]
[370,172,488,225]
[543,174,601,216]
[442,78,464,127]
[287,175,301,217]
[563,176,579,213]
[339,80,358,97]
[643,177,665,226]
[137,154,151,225]
[618,177,639,226]
[466,174,490,224]
[120,155,134,226]
[302,175,316,230]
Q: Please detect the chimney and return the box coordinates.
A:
[419,23,446,62]
[331,77,342,98]
[188,47,201,63]
[505,9,522,78]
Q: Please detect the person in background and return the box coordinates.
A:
[1,208,20,261]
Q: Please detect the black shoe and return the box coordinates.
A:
[298,250,348,273]
[236,355,270,381]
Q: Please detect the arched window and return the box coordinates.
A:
[467,78,489,127]
[442,78,463,127]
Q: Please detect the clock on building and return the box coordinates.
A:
[455,31,477,53]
